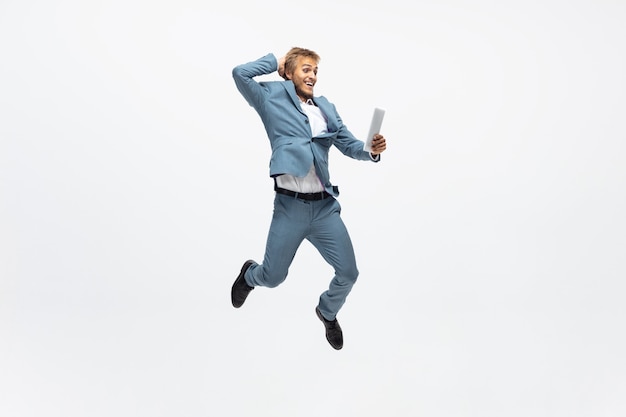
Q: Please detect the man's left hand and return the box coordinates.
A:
[370,134,387,155]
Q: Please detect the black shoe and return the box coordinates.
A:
[315,307,343,350]
[231,260,255,308]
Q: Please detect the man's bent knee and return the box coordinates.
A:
[338,266,359,285]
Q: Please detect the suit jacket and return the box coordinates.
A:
[232,53,377,196]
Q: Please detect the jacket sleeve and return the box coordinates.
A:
[232,53,278,109]
[332,108,380,163]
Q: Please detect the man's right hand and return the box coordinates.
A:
[277,55,286,79]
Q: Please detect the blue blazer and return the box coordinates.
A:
[232,53,377,196]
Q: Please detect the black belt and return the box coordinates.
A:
[275,186,331,201]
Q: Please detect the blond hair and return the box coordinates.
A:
[282,47,320,80]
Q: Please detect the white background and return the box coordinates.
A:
[1,0,625,416]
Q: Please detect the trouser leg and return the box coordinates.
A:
[308,198,359,320]
[245,193,308,288]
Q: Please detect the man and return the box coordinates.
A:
[231,47,387,350]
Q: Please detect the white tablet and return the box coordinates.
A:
[363,107,386,152]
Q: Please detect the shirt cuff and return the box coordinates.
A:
[369,153,380,161]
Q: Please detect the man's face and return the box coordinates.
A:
[288,56,318,101]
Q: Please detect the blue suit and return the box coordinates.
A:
[232,53,378,320]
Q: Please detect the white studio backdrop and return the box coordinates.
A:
[1,1,625,416]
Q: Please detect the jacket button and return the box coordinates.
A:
[305,120,309,123]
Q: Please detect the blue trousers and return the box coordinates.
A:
[244,192,359,320]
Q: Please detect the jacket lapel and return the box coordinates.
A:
[282,82,306,115]
[281,82,338,133]
[314,98,338,133]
